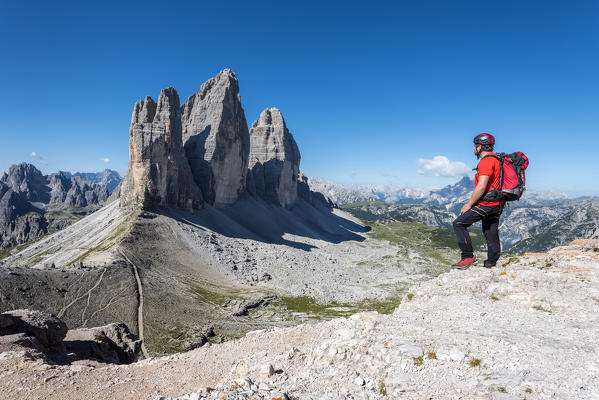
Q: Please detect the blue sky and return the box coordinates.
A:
[1,1,598,195]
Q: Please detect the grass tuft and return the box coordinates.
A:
[468,357,482,367]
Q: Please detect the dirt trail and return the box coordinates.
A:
[118,248,149,358]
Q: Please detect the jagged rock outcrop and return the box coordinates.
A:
[120,88,202,211]
[64,323,143,364]
[248,108,300,207]
[48,173,109,207]
[0,309,142,364]
[181,69,250,207]
[1,163,50,203]
[0,309,67,349]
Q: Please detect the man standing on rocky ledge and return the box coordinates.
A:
[451,133,504,269]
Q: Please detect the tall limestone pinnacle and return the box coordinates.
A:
[118,69,313,211]
[181,69,250,207]
[249,108,301,207]
[120,88,202,211]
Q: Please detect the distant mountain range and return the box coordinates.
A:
[61,169,122,193]
[509,200,599,253]
[0,163,120,250]
[308,177,597,253]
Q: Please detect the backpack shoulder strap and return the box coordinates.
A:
[480,153,503,191]
[482,153,502,161]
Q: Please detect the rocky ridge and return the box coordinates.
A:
[341,202,456,228]
[0,239,596,399]
[510,200,599,253]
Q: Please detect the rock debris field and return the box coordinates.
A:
[0,239,597,399]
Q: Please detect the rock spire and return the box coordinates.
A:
[248,108,300,207]
[181,69,250,207]
[120,88,202,210]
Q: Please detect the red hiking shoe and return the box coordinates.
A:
[451,256,476,270]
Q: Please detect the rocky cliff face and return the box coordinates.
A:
[181,69,250,207]
[248,108,300,207]
[1,163,51,203]
[120,88,202,211]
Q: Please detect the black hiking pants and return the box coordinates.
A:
[452,204,504,263]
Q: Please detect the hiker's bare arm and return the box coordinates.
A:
[460,175,490,214]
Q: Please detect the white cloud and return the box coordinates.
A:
[99,157,111,163]
[30,151,48,165]
[416,155,471,177]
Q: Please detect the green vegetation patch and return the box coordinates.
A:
[189,284,239,307]
[278,291,405,320]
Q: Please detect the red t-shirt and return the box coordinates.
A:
[475,153,501,206]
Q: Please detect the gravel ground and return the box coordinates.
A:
[0,239,597,400]
[165,198,448,304]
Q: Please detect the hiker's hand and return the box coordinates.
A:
[460,204,471,215]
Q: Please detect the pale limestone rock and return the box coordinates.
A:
[182,69,250,207]
[249,108,300,207]
[120,88,202,211]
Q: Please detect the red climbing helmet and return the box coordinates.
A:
[473,133,495,147]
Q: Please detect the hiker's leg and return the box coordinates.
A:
[482,210,502,263]
[453,209,483,259]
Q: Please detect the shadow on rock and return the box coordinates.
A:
[165,197,369,251]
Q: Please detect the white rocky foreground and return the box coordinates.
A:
[1,240,597,400]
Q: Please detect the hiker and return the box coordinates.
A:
[451,133,504,269]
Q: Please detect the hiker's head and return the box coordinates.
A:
[473,133,495,157]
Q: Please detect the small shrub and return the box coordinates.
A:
[468,357,481,367]
[497,387,507,393]
[378,378,387,395]
[525,388,532,393]
[406,293,414,301]
[426,351,437,360]
[490,295,499,301]
[413,356,423,366]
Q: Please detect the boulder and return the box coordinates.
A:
[0,309,67,348]
[249,108,300,207]
[64,322,142,364]
[181,69,250,207]
[120,88,203,211]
